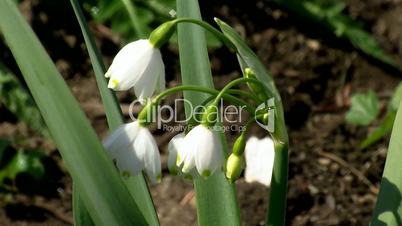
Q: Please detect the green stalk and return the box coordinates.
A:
[267,142,289,226]
[227,89,261,103]
[152,85,256,113]
[211,77,262,106]
[215,18,290,226]
[172,18,235,50]
[176,1,242,225]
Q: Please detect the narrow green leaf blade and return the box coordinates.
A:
[73,183,95,226]
[0,0,146,225]
[69,1,159,225]
[176,1,241,225]
[371,101,402,225]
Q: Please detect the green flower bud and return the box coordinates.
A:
[244,68,268,100]
[201,104,219,127]
[225,153,244,183]
[232,134,246,155]
[149,20,176,49]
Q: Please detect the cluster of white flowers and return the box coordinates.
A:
[101,38,275,185]
[102,39,225,182]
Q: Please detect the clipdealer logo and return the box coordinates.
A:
[128,97,275,132]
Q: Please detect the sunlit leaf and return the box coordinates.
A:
[0,150,45,182]
[346,91,379,126]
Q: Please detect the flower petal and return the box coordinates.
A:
[102,121,144,176]
[193,126,223,177]
[168,133,185,174]
[133,49,164,102]
[134,127,161,183]
[106,40,154,90]
[244,136,275,187]
[102,122,139,159]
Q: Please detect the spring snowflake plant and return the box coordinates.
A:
[102,16,289,223]
[0,0,290,223]
[1,0,400,225]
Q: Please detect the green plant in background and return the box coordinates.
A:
[0,63,47,136]
[81,0,221,47]
[273,0,398,68]
[360,83,402,149]
[346,83,402,149]
[0,63,50,192]
[82,0,175,39]
[346,90,380,126]
[0,148,45,186]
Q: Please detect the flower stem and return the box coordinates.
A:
[153,85,256,113]
[266,141,289,226]
[211,77,263,107]
[198,77,263,127]
[172,18,237,51]
[227,89,261,102]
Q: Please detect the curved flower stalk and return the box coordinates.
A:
[180,125,224,178]
[102,120,161,184]
[244,136,275,187]
[105,39,165,102]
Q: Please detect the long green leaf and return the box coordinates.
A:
[0,0,146,225]
[215,18,289,226]
[176,1,241,225]
[372,101,402,226]
[69,1,159,225]
[73,183,95,226]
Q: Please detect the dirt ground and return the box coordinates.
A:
[0,0,401,225]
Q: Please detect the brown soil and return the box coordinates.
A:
[0,0,401,225]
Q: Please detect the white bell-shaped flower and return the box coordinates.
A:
[102,121,161,183]
[167,133,185,174]
[244,136,275,187]
[180,125,224,177]
[106,39,165,102]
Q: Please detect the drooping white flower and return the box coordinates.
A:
[105,39,165,102]
[167,133,185,174]
[180,125,224,177]
[244,136,275,187]
[102,121,161,183]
